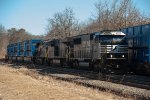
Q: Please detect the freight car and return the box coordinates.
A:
[6,39,42,62]
[121,24,150,75]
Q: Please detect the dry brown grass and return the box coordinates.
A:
[0,64,133,100]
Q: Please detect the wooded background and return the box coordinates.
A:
[0,0,150,58]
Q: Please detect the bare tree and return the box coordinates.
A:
[0,24,5,33]
[47,8,80,40]
[84,0,150,33]
[0,24,8,58]
[8,28,34,43]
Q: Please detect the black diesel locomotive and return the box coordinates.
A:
[6,30,128,74]
[32,30,128,73]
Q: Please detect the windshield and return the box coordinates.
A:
[96,35,125,45]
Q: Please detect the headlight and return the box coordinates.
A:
[122,54,125,58]
[110,54,113,58]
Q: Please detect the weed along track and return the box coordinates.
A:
[2,61,150,100]
[33,65,150,100]
[0,61,133,100]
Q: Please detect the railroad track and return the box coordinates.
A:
[25,63,150,90]
[1,61,150,100]
[1,61,150,90]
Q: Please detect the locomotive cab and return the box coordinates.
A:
[92,31,129,73]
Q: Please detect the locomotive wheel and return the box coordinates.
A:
[41,58,45,65]
[47,59,50,66]
[73,60,79,69]
[89,61,94,70]
[60,59,64,67]
[93,62,102,72]
[32,57,36,64]
[22,57,24,63]
[48,60,53,66]
[15,57,18,62]
[93,62,98,71]
[69,61,73,68]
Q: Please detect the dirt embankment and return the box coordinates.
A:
[0,64,132,100]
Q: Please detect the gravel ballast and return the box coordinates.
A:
[2,61,150,100]
[44,73,150,100]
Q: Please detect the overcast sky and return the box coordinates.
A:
[0,0,150,35]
